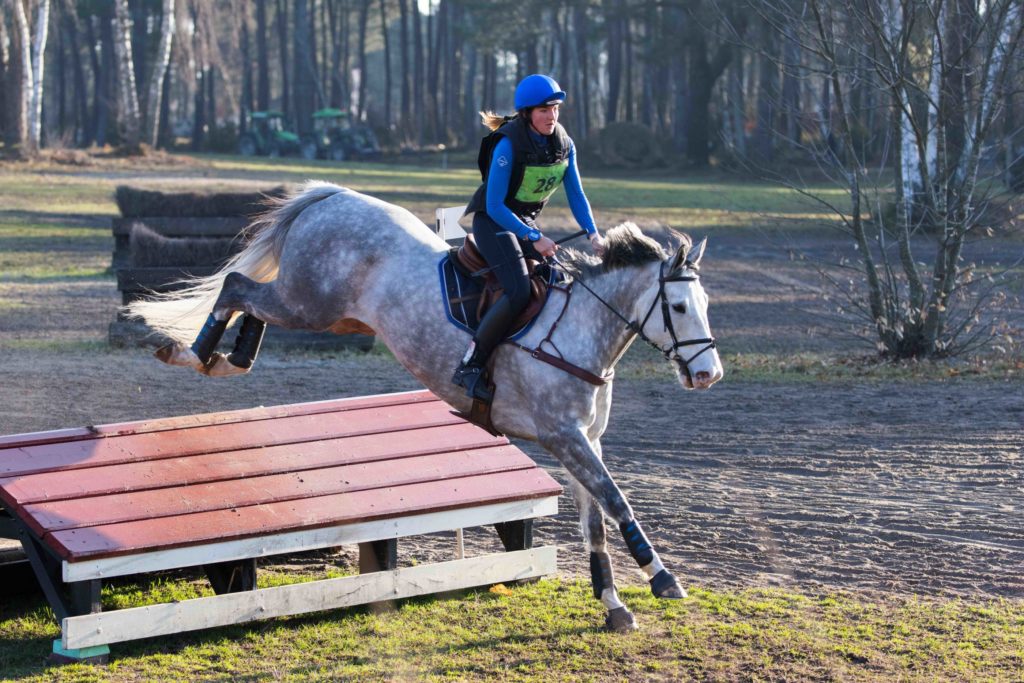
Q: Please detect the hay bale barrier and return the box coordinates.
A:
[109,186,375,351]
[114,185,288,218]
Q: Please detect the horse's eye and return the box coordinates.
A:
[672,303,686,314]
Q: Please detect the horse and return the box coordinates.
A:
[127,181,724,632]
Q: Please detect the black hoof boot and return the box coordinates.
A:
[650,569,687,599]
[452,362,494,403]
[227,315,266,370]
[604,606,638,633]
[191,313,228,365]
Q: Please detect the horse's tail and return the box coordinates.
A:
[124,181,344,346]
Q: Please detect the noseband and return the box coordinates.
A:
[554,257,717,376]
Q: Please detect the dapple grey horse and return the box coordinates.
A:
[128,181,724,632]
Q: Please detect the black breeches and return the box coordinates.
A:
[471,212,539,313]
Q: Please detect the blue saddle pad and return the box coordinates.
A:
[437,251,567,340]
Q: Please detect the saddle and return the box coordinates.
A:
[441,233,561,338]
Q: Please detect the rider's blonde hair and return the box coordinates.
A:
[479,110,517,131]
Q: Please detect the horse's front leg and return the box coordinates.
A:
[540,426,686,612]
[569,478,637,633]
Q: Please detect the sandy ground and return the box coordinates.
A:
[0,223,1021,600]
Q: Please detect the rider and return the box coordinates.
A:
[452,74,608,402]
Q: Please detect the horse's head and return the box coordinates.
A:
[634,233,723,390]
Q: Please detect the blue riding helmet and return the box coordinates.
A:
[514,74,566,110]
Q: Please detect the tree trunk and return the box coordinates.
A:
[113,0,142,150]
[356,0,370,120]
[144,0,175,148]
[462,43,477,144]
[240,0,252,133]
[0,16,9,147]
[603,0,621,124]
[276,0,291,119]
[10,0,31,155]
[685,29,731,166]
[398,0,410,132]
[88,10,111,146]
[379,0,391,129]
[412,0,423,143]
[752,21,777,163]
[63,7,90,146]
[292,0,315,134]
[574,3,590,138]
[256,0,270,110]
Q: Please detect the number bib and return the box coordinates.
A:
[514,160,569,204]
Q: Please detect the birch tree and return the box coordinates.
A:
[144,0,175,147]
[759,0,1024,358]
[7,0,31,155]
[27,0,49,151]
[113,0,141,150]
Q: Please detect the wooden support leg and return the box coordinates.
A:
[358,540,398,573]
[204,559,257,595]
[12,519,109,664]
[494,519,533,552]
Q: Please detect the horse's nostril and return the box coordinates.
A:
[695,371,711,382]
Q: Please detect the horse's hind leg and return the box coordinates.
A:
[570,480,637,633]
[157,272,303,377]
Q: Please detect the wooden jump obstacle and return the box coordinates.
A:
[0,390,561,663]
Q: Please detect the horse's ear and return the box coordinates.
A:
[667,229,691,272]
[685,237,707,269]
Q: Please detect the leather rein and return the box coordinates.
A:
[506,256,717,386]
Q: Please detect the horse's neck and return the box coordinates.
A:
[567,262,655,372]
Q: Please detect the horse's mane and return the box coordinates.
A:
[557,222,691,278]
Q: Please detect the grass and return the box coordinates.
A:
[0,572,1020,681]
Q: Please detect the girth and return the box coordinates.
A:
[450,233,550,332]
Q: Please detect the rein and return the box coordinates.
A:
[544,255,717,378]
[500,238,717,386]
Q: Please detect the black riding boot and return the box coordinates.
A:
[452,296,516,403]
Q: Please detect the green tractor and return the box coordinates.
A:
[300,108,382,161]
[238,111,301,157]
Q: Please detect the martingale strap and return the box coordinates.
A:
[506,282,614,387]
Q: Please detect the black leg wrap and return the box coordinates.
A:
[227,315,266,369]
[589,551,615,600]
[191,313,228,364]
[619,519,655,567]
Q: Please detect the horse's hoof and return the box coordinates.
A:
[154,343,204,372]
[203,353,251,377]
[604,606,638,633]
[650,569,687,599]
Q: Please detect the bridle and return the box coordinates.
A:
[552,256,717,378]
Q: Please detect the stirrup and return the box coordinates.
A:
[452,363,494,403]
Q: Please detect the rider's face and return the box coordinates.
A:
[529,105,560,135]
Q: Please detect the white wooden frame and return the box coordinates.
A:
[59,496,559,650]
[64,547,556,649]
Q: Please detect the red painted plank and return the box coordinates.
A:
[24,446,536,532]
[1,400,492,478]
[0,390,437,449]
[0,423,499,505]
[47,469,563,560]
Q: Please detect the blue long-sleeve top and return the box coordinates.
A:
[485,133,598,240]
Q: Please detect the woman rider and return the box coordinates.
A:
[452,74,608,402]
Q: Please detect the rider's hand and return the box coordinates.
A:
[589,232,608,256]
[534,235,558,258]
